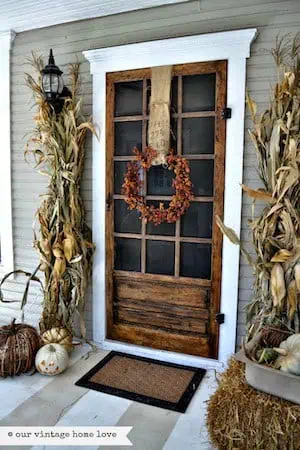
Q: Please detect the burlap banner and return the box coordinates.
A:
[148,65,172,166]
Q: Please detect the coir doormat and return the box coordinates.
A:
[75,351,206,413]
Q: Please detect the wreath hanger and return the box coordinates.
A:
[148,65,172,166]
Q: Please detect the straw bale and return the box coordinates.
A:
[207,359,300,450]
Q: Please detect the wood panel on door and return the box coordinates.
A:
[106,61,227,358]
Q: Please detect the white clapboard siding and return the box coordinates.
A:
[4,0,300,347]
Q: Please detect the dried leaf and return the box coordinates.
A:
[216,216,240,246]
[52,242,64,258]
[271,263,286,308]
[287,280,297,319]
[63,238,74,262]
[246,91,257,121]
[53,257,67,279]
[216,216,255,267]
[295,264,300,292]
[241,184,272,201]
[271,249,293,263]
[69,255,83,264]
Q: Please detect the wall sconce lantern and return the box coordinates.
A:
[42,49,71,113]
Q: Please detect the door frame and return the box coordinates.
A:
[83,28,257,369]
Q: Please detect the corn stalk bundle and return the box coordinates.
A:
[218,34,300,343]
[24,54,97,337]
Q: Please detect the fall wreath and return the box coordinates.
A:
[122,147,193,225]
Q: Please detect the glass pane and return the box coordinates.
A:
[181,202,213,238]
[189,160,214,196]
[182,117,215,155]
[146,240,175,275]
[115,81,143,116]
[115,121,142,156]
[146,201,176,236]
[114,200,141,234]
[147,165,175,196]
[180,243,211,279]
[182,73,216,112]
[43,73,51,92]
[50,74,59,92]
[115,238,141,272]
[114,161,128,194]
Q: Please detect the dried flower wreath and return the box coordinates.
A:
[122,147,193,225]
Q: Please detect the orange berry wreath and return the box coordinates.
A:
[122,147,193,225]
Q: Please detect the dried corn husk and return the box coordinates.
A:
[271,249,293,262]
[287,280,297,319]
[217,35,300,346]
[216,216,255,268]
[271,263,286,308]
[241,184,273,202]
[295,263,300,292]
[62,225,77,263]
[62,239,73,263]
[40,238,52,256]
[53,257,67,279]
[24,54,97,336]
[52,243,64,259]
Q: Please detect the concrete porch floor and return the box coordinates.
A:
[0,345,217,450]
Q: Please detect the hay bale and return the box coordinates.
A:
[206,358,300,450]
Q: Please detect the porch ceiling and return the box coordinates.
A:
[0,0,189,33]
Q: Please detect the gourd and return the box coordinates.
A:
[35,343,69,376]
[0,319,40,377]
[256,348,278,364]
[274,334,300,375]
[41,327,73,353]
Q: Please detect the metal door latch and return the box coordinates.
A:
[221,108,232,119]
[215,313,225,324]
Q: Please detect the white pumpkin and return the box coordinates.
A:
[274,334,300,376]
[35,343,69,376]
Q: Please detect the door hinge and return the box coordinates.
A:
[221,107,232,119]
[215,313,225,325]
[106,193,113,211]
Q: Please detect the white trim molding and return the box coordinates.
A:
[0,30,16,275]
[84,28,257,369]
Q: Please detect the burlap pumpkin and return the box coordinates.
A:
[0,319,40,377]
[41,327,73,353]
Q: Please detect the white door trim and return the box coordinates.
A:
[83,28,257,369]
[0,30,15,277]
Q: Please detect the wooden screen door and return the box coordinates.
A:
[106,60,227,359]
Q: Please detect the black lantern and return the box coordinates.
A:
[42,49,71,113]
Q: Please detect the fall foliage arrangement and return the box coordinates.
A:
[23,54,97,338]
[217,34,300,371]
[122,146,193,225]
